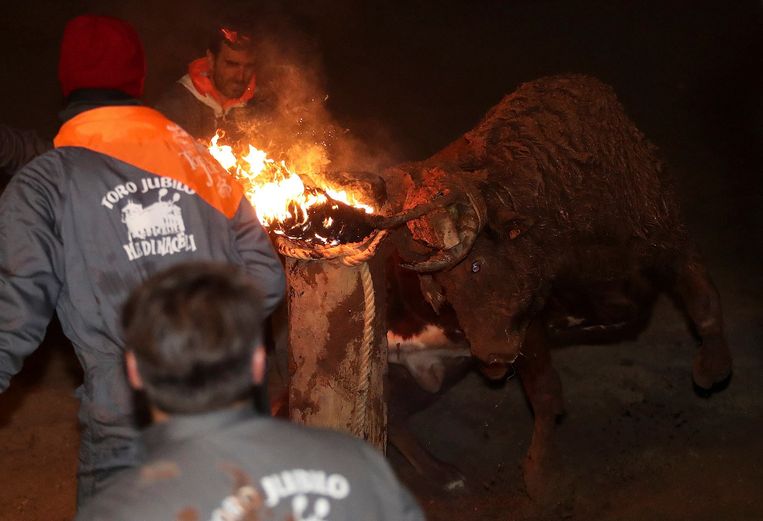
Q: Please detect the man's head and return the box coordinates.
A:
[58,15,145,99]
[207,24,256,100]
[122,262,267,415]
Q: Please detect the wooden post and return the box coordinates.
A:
[286,248,388,450]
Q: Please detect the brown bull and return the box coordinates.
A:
[380,75,732,498]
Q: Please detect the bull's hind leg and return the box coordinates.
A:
[672,255,732,394]
[516,320,565,500]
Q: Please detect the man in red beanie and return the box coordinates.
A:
[155,21,273,141]
[0,14,285,506]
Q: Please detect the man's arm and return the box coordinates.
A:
[0,156,63,391]
[0,124,52,174]
[230,199,285,319]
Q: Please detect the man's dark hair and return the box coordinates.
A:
[208,21,256,55]
[122,262,265,414]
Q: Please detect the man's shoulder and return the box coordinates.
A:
[10,148,70,185]
[0,150,68,212]
[235,416,368,449]
[173,416,377,475]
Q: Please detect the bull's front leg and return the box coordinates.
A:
[515,319,565,501]
[673,255,732,395]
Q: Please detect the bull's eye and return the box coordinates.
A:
[471,260,482,273]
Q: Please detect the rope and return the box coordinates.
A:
[338,230,388,267]
[277,230,388,439]
[351,261,375,437]
[275,229,388,266]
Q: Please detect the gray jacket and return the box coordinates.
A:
[0,103,285,502]
[76,408,426,521]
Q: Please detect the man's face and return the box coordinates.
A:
[207,44,256,100]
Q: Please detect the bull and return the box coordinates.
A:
[380,75,732,498]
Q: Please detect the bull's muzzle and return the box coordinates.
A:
[477,353,518,381]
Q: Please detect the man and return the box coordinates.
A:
[156,20,300,411]
[75,262,425,521]
[155,23,271,141]
[0,14,285,505]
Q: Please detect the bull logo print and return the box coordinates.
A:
[120,188,197,261]
[121,188,184,242]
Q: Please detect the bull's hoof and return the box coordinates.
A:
[693,372,732,398]
[692,346,732,395]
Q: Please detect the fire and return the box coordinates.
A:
[207,132,374,245]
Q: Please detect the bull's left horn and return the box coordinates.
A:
[402,203,481,272]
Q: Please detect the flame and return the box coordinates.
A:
[324,188,374,215]
[207,132,373,243]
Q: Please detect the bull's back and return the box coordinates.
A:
[473,75,682,249]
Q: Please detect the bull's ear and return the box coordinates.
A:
[487,205,534,239]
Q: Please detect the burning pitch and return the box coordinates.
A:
[208,133,377,246]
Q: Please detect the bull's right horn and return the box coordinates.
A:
[366,191,456,230]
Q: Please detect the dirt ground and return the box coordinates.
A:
[0,238,761,521]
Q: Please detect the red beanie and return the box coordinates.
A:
[58,15,146,99]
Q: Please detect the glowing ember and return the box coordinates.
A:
[208,132,375,245]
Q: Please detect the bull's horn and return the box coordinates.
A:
[401,240,470,272]
[402,208,480,272]
[366,191,456,229]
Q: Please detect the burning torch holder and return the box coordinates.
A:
[277,231,389,450]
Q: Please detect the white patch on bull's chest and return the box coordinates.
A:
[387,325,471,393]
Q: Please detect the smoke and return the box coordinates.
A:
[122,0,400,180]
[241,40,388,175]
[221,8,399,182]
